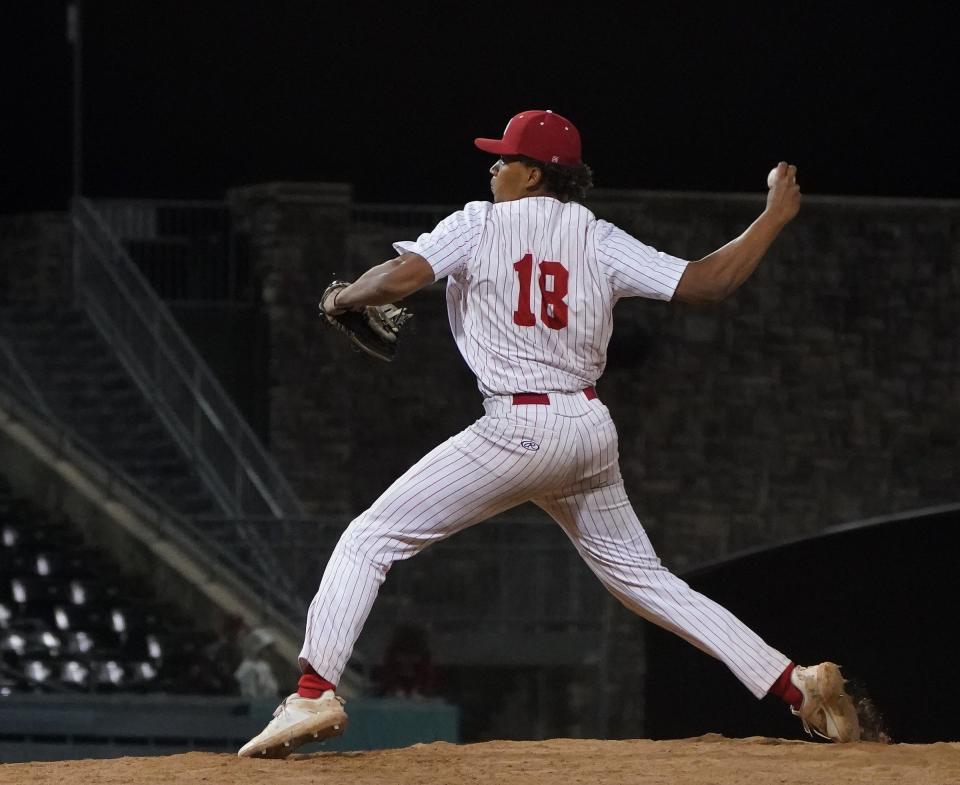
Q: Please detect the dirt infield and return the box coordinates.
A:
[3,735,959,785]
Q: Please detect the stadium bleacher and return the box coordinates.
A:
[0,476,224,696]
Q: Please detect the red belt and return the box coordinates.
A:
[512,387,597,405]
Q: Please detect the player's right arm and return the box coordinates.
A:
[673,162,801,305]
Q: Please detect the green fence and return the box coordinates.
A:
[0,693,458,762]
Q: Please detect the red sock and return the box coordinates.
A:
[769,663,803,709]
[298,664,336,699]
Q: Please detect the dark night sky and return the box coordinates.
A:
[4,2,958,215]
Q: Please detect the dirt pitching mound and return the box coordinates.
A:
[3,735,959,785]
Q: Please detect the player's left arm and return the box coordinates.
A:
[322,253,434,314]
[673,162,801,305]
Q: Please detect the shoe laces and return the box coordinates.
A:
[272,694,295,719]
[791,706,831,741]
[271,692,345,720]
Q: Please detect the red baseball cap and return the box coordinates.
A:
[474,109,582,167]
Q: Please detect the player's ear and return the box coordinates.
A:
[525,163,544,190]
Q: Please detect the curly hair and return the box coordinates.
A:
[502,154,595,203]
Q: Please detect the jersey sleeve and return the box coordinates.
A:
[594,220,689,301]
[393,200,489,281]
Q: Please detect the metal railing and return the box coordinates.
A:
[347,202,458,280]
[0,381,305,626]
[0,333,56,422]
[88,198,459,302]
[0,381,374,690]
[93,198,228,241]
[71,198,302,520]
[198,515,609,634]
[351,202,456,232]
[92,199,251,304]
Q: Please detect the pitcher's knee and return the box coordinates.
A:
[338,515,422,571]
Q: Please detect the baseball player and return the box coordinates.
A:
[239,109,860,758]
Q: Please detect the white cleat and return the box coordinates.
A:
[790,662,861,743]
[238,690,348,759]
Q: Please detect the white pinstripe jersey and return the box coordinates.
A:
[394,197,689,397]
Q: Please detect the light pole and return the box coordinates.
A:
[66,0,82,201]
[66,1,83,298]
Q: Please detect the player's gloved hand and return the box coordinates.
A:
[765,161,802,226]
[319,279,413,362]
[321,282,351,316]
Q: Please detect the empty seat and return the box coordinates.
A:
[65,578,121,606]
[49,603,114,633]
[33,552,55,577]
[61,628,123,663]
[0,671,21,695]
[63,629,98,656]
[1,519,82,551]
[120,631,165,660]
[25,549,112,579]
[66,578,90,606]
[8,576,28,604]
[91,659,126,691]
[5,577,67,607]
[59,659,91,688]
[112,604,163,635]
[0,489,229,695]
[22,629,63,657]
[1,630,27,657]
[23,658,55,685]
[0,633,59,669]
[0,552,34,577]
[5,577,119,609]
[124,660,159,689]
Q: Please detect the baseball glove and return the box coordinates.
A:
[319,279,413,362]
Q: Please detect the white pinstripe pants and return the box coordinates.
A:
[300,391,790,698]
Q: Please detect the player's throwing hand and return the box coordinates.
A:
[765,161,802,226]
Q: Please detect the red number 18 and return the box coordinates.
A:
[512,254,569,330]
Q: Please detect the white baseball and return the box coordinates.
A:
[767,166,780,188]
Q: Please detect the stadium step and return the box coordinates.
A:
[1,304,220,517]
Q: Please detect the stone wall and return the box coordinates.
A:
[0,213,71,303]
[224,187,960,568]
[228,183,355,515]
[587,190,960,568]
